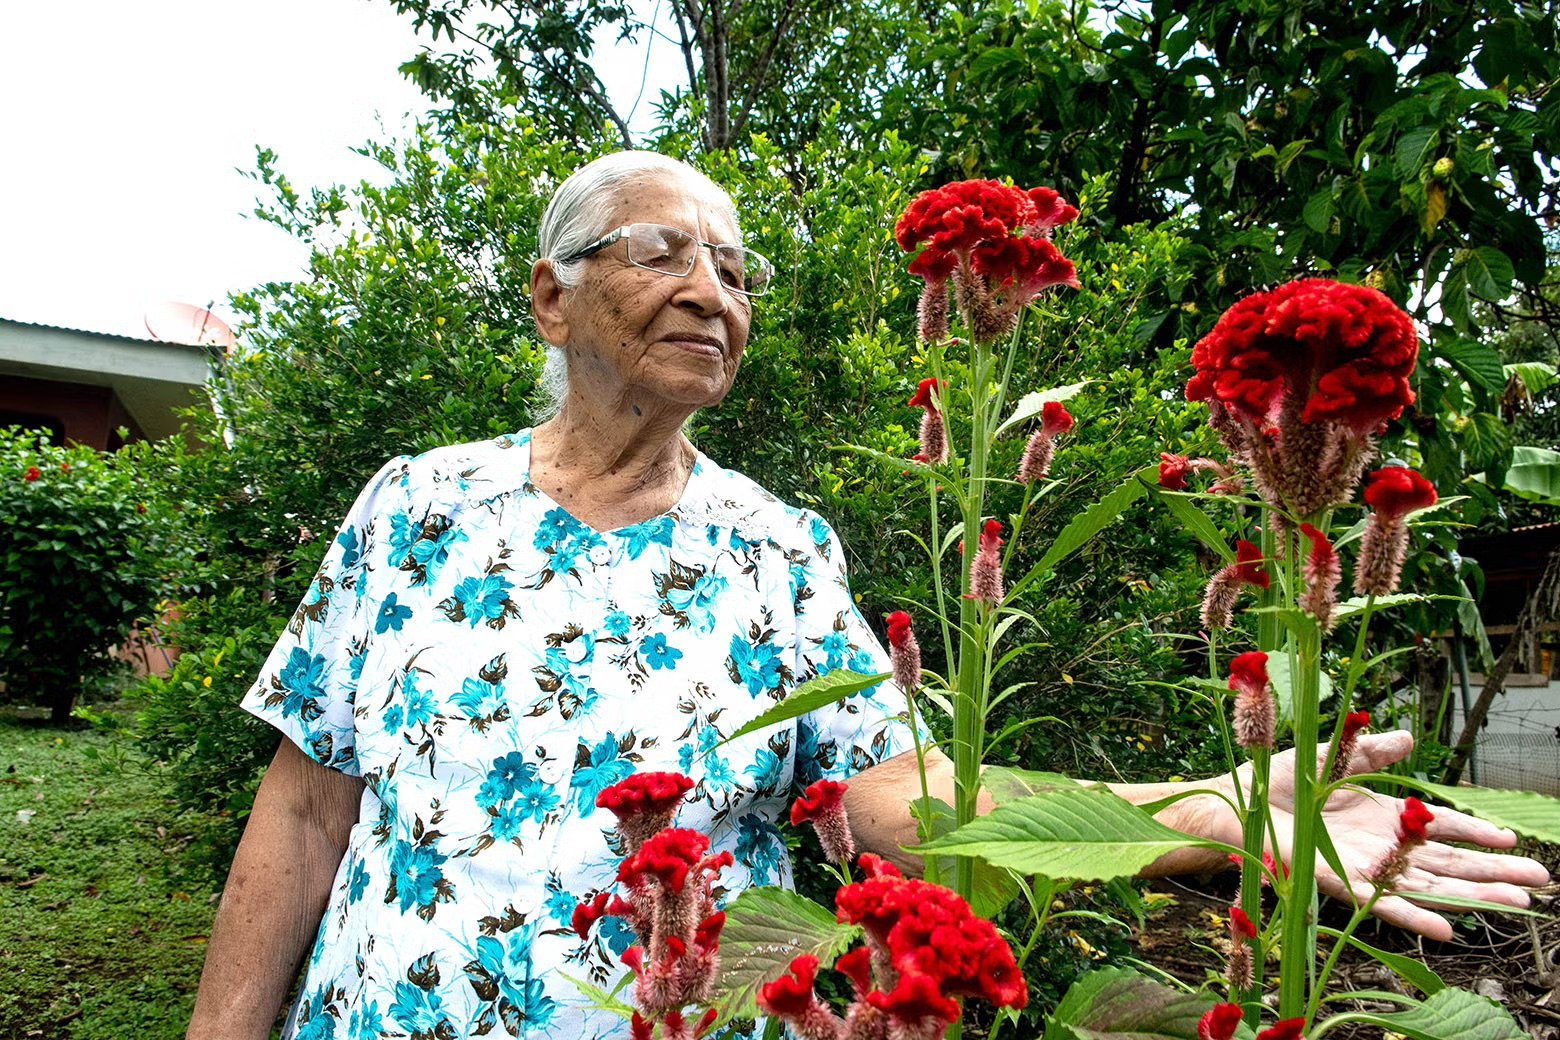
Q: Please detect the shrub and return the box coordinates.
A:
[0,428,180,722]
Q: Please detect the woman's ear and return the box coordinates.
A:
[530,259,570,347]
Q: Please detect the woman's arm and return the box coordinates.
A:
[187,739,364,1040]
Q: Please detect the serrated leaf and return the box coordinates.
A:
[916,786,1218,881]
[1504,361,1557,395]
[1152,486,1234,562]
[1341,985,1526,1040]
[1318,926,1444,994]
[913,796,1022,918]
[717,887,861,1020]
[716,670,891,747]
[995,380,1092,435]
[983,765,1080,804]
[1022,466,1152,584]
[1502,445,1560,505]
[1044,967,1232,1040]
[1463,246,1515,301]
[1332,593,1428,621]
[1395,126,1438,178]
[1303,187,1335,233]
[1387,777,1560,843]
[1435,340,1506,393]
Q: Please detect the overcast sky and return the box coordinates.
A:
[0,0,679,340]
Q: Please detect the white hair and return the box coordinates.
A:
[530,151,742,421]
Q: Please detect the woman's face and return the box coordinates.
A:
[540,169,753,414]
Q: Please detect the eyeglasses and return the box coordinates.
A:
[560,223,775,297]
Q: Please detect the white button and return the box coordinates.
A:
[538,757,566,783]
[588,544,612,565]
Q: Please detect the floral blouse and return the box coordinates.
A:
[242,430,917,1040]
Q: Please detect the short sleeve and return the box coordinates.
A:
[241,456,409,775]
[792,511,925,787]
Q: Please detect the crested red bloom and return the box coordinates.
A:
[1187,279,1417,433]
[857,853,903,879]
[966,519,1005,603]
[695,911,725,953]
[1298,522,1341,631]
[866,971,961,1025]
[1398,796,1434,842]
[618,828,710,894]
[1342,710,1371,741]
[598,772,694,819]
[908,378,944,413]
[572,891,611,939]
[1363,466,1437,521]
[759,954,820,1018]
[1199,1003,1245,1040]
[1025,186,1080,235]
[1159,452,1192,491]
[885,611,914,649]
[23,466,40,482]
[1233,540,1270,589]
[1331,709,1370,780]
[1228,906,1258,940]
[884,611,922,692]
[792,779,849,826]
[1228,652,1269,697]
[834,945,874,995]
[971,233,1079,296]
[1041,400,1074,436]
[1229,651,1275,750]
[908,379,949,465]
[631,1012,654,1040]
[622,946,645,974]
[1256,1018,1307,1040]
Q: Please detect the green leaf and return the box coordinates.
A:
[1336,985,1527,1040]
[1332,593,1429,621]
[1303,187,1335,233]
[1388,778,1560,843]
[718,887,860,1019]
[556,970,635,1021]
[1044,967,1230,1040]
[983,765,1080,804]
[995,380,1092,436]
[1502,445,1560,505]
[716,670,891,747]
[915,786,1218,881]
[1463,247,1515,301]
[1266,652,1333,729]
[1504,361,1557,395]
[1317,926,1444,994]
[911,795,1022,918]
[1435,340,1506,393]
[1152,486,1234,562]
[969,46,1025,78]
[1394,126,1438,178]
[1024,466,1152,582]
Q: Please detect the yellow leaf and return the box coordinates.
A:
[1423,181,1447,234]
[1062,673,1074,685]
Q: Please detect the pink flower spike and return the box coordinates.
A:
[965,519,1005,604]
[792,780,856,864]
[1298,522,1341,632]
[1199,1003,1244,1040]
[1229,651,1275,751]
[885,611,922,692]
[1159,452,1191,491]
[1331,710,1370,780]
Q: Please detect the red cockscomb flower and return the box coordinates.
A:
[1229,651,1275,750]
[1398,796,1435,843]
[907,378,949,465]
[1159,452,1192,491]
[597,772,695,851]
[23,466,41,482]
[1331,710,1370,780]
[866,971,961,1026]
[1363,466,1437,520]
[618,828,710,894]
[1199,1003,1244,1040]
[965,518,1005,604]
[572,891,611,938]
[792,779,855,864]
[1298,522,1341,632]
[1355,466,1435,596]
[1201,540,1270,629]
[885,610,921,692]
[1371,796,1436,888]
[1019,400,1074,482]
[1256,1018,1307,1040]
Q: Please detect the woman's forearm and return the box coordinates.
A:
[187,740,362,1040]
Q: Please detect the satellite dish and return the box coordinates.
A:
[144,301,236,354]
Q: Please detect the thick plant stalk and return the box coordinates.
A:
[1278,623,1324,1018]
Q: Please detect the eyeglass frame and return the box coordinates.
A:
[557,223,775,297]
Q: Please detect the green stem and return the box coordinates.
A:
[1278,618,1324,1018]
[1307,891,1382,1023]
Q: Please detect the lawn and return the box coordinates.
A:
[0,710,216,1038]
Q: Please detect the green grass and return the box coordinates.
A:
[0,710,217,1038]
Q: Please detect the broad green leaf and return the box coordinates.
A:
[911,795,1022,918]
[1336,985,1526,1040]
[1044,967,1235,1040]
[1266,652,1333,729]
[1303,186,1335,233]
[1434,340,1506,393]
[716,670,890,747]
[916,786,1218,881]
[995,380,1092,435]
[1461,411,1512,472]
[1025,466,1152,582]
[556,970,635,1020]
[1394,126,1438,178]
[1463,246,1515,301]
[1332,593,1428,621]
[1387,777,1560,843]
[1152,486,1234,563]
[969,45,1025,78]
[1502,445,1560,505]
[983,765,1079,804]
[1318,926,1444,994]
[1504,361,1557,395]
[717,887,861,1019]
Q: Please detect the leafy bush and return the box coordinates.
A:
[0,428,180,722]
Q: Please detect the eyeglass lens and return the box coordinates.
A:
[625,224,771,295]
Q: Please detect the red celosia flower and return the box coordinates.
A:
[834,945,875,996]
[1019,401,1075,482]
[885,611,922,693]
[1233,540,1270,589]
[908,378,943,413]
[1159,452,1192,491]
[695,911,725,953]
[598,772,694,819]
[792,779,855,864]
[867,971,961,1026]
[1362,466,1437,521]
[1024,186,1080,235]
[572,891,611,939]
[631,1012,654,1040]
[1199,1003,1244,1040]
[1226,905,1258,990]
[907,378,949,465]
[966,518,1005,603]
[1331,709,1370,780]
[1398,796,1434,842]
[971,233,1079,297]
[759,954,822,1018]
[857,853,903,879]
[1041,400,1074,436]
[1298,522,1341,632]
[1202,540,1269,630]
[23,466,40,482]
[1229,651,1275,750]
[1256,1017,1307,1040]
[1187,279,1417,432]
[618,828,710,894]
[1228,906,1257,940]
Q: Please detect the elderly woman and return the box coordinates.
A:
[188,153,1548,1040]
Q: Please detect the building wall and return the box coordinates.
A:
[0,373,145,449]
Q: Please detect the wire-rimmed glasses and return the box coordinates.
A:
[560,223,774,297]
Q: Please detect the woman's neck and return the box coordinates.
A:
[529,395,696,530]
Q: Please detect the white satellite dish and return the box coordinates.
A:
[144,301,236,354]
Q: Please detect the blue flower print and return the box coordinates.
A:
[705,753,737,792]
[382,703,404,732]
[451,677,503,719]
[545,886,577,927]
[386,513,418,568]
[532,507,577,551]
[477,776,506,811]
[678,743,695,773]
[603,609,631,640]
[571,732,633,814]
[491,804,525,842]
[598,914,637,957]
[640,633,683,670]
[487,752,538,800]
[348,649,366,683]
[389,978,450,1032]
[818,630,849,672]
[376,592,412,634]
[665,571,727,632]
[293,988,337,1040]
[736,813,786,885]
[401,672,436,729]
[348,1001,384,1040]
[809,514,831,548]
[729,633,784,697]
[696,725,721,755]
[335,526,362,570]
[744,748,784,795]
[615,515,674,560]
[469,928,558,1032]
[388,840,449,914]
[347,859,370,904]
[408,523,468,586]
[277,648,327,721]
[448,573,514,627]
[516,777,561,822]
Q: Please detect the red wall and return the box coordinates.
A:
[0,374,144,449]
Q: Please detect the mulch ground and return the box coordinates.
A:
[1130,840,1560,1038]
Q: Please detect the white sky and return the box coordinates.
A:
[0,0,679,340]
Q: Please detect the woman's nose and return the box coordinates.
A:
[674,248,729,314]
